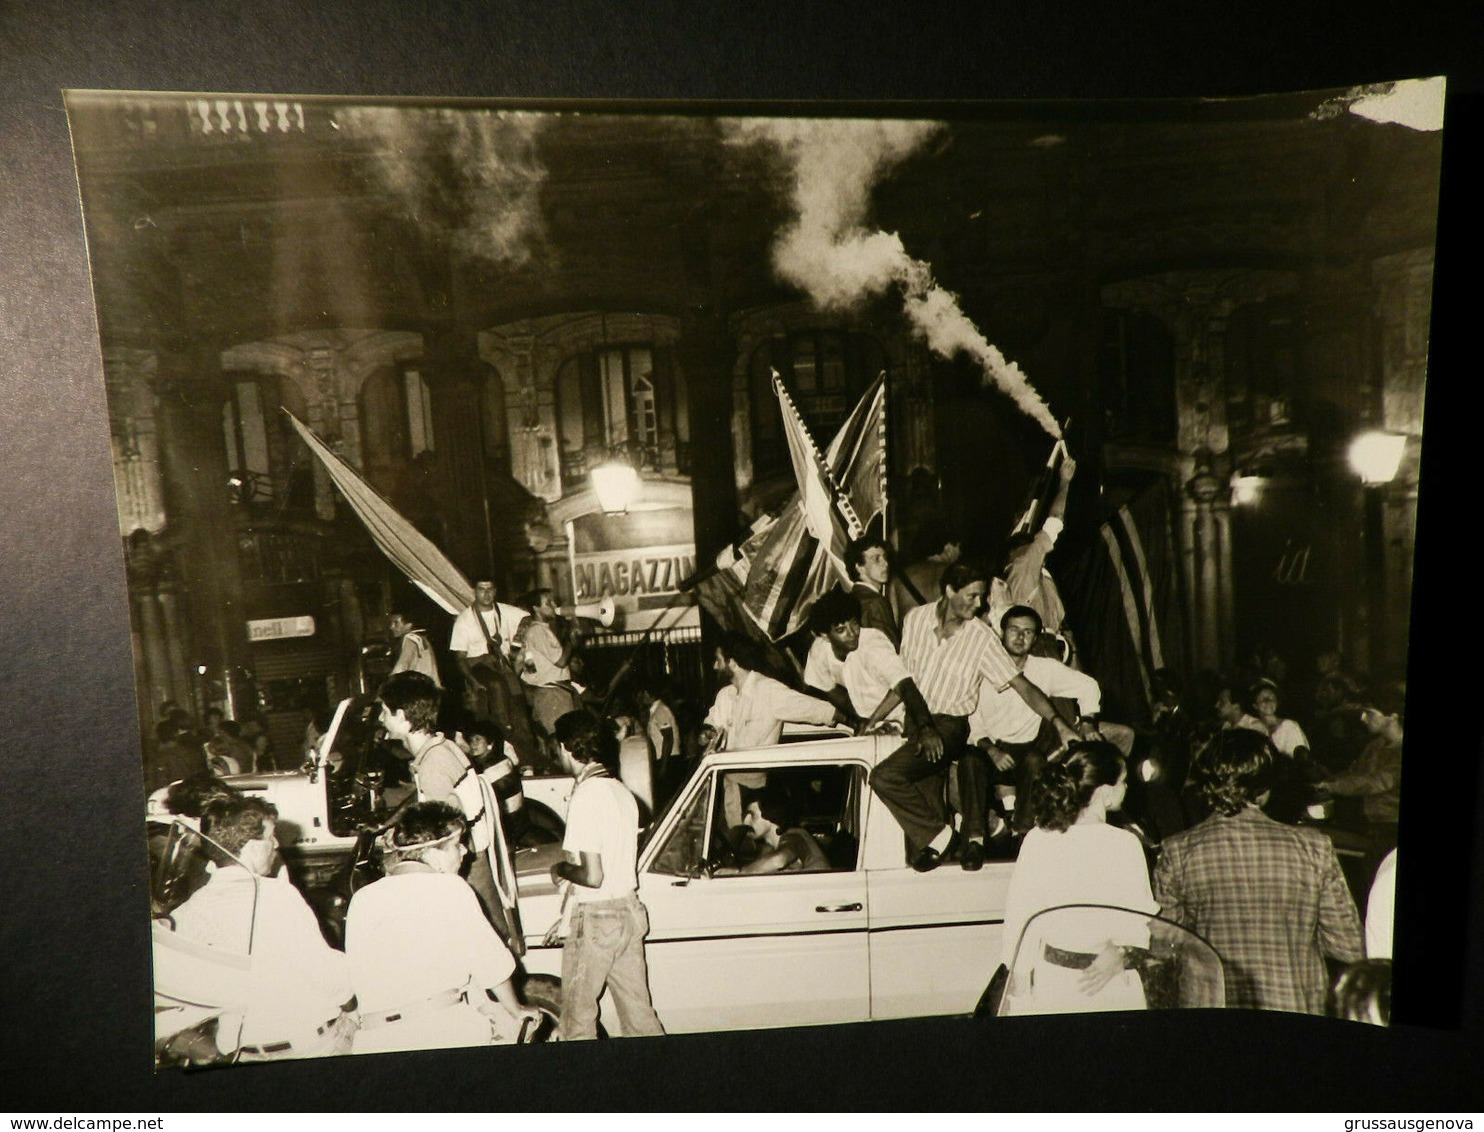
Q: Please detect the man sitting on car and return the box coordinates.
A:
[969,604,1132,833]
[706,631,845,828]
[804,586,934,738]
[705,631,845,751]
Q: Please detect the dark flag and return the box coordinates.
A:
[1060,479,1187,727]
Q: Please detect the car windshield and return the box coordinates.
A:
[640,771,694,852]
[322,696,411,837]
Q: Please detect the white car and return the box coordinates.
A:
[513,732,1013,1035]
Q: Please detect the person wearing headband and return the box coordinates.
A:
[344,801,540,1054]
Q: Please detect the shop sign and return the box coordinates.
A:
[247,615,317,642]
[573,544,695,601]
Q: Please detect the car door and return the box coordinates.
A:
[863,787,1012,1020]
[637,759,871,1034]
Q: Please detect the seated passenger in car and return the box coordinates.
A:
[717,786,830,875]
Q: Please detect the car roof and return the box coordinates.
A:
[701,732,890,771]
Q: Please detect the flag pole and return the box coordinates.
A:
[878,369,889,546]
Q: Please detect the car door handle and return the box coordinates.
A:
[815,903,863,913]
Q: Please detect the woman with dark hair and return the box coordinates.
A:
[998,741,1157,1012]
[1250,680,1310,760]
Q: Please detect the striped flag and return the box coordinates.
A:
[739,374,887,640]
[1060,479,1187,727]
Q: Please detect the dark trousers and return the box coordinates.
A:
[980,718,1061,833]
[869,714,988,855]
[466,658,545,769]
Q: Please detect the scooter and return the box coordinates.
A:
[979,904,1226,1017]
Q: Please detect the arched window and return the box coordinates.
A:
[554,342,684,487]
[222,374,312,508]
[359,365,434,493]
[1097,312,1176,445]
[748,330,888,483]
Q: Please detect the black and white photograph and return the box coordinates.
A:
[4,2,1481,1114]
[65,82,1442,1066]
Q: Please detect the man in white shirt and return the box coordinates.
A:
[449,576,540,767]
[389,610,441,686]
[989,455,1076,661]
[515,588,582,759]
[379,671,511,941]
[877,563,1080,872]
[547,710,665,1040]
[803,587,928,736]
[971,604,1128,831]
[167,796,354,1062]
[705,631,843,751]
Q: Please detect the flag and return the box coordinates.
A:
[689,514,777,636]
[286,411,474,615]
[1009,437,1068,538]
[740,374,887,640]
[1059,479,1187,727]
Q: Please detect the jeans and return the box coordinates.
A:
[868,714,988,855]
[559,894,665,1040]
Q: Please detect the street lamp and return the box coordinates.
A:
[590,456,642,515]
[1347,429,1406,677]
[1347,430,1406,486]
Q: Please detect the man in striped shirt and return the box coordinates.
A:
[872,561,1081,872]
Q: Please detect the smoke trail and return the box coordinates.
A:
[338,106,549,266]
[724,117,1061,439]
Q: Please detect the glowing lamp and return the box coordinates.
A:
[590,459,642,515]
[1347,431,1406,486]
[1231,474,1265,506]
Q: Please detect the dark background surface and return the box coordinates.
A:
[2,0,1480,1112]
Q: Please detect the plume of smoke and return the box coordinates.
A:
[339,106,549,266]
[724,117,1061,439]
[1311,78,1446,133]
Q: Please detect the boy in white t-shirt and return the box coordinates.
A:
[547,710,665,1040]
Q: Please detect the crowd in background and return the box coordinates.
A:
[145,476,1408,1058]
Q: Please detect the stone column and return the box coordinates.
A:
[423,328,503,582]
[1103,270,1296,671]
[155,344,246,716]
[1369,248,1432,677]
[678,308,739,569]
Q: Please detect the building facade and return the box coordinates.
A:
[70,93,1440,751]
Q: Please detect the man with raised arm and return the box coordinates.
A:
[989,455,1077,660]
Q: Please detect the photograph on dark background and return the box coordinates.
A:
[64,80,1441,1065]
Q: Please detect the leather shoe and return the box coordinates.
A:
[959,839,986,871]
[911,832,958,873]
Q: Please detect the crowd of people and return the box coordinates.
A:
[147,468,1408,1061]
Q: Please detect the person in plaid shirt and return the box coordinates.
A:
[1153,728,1364,1014]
